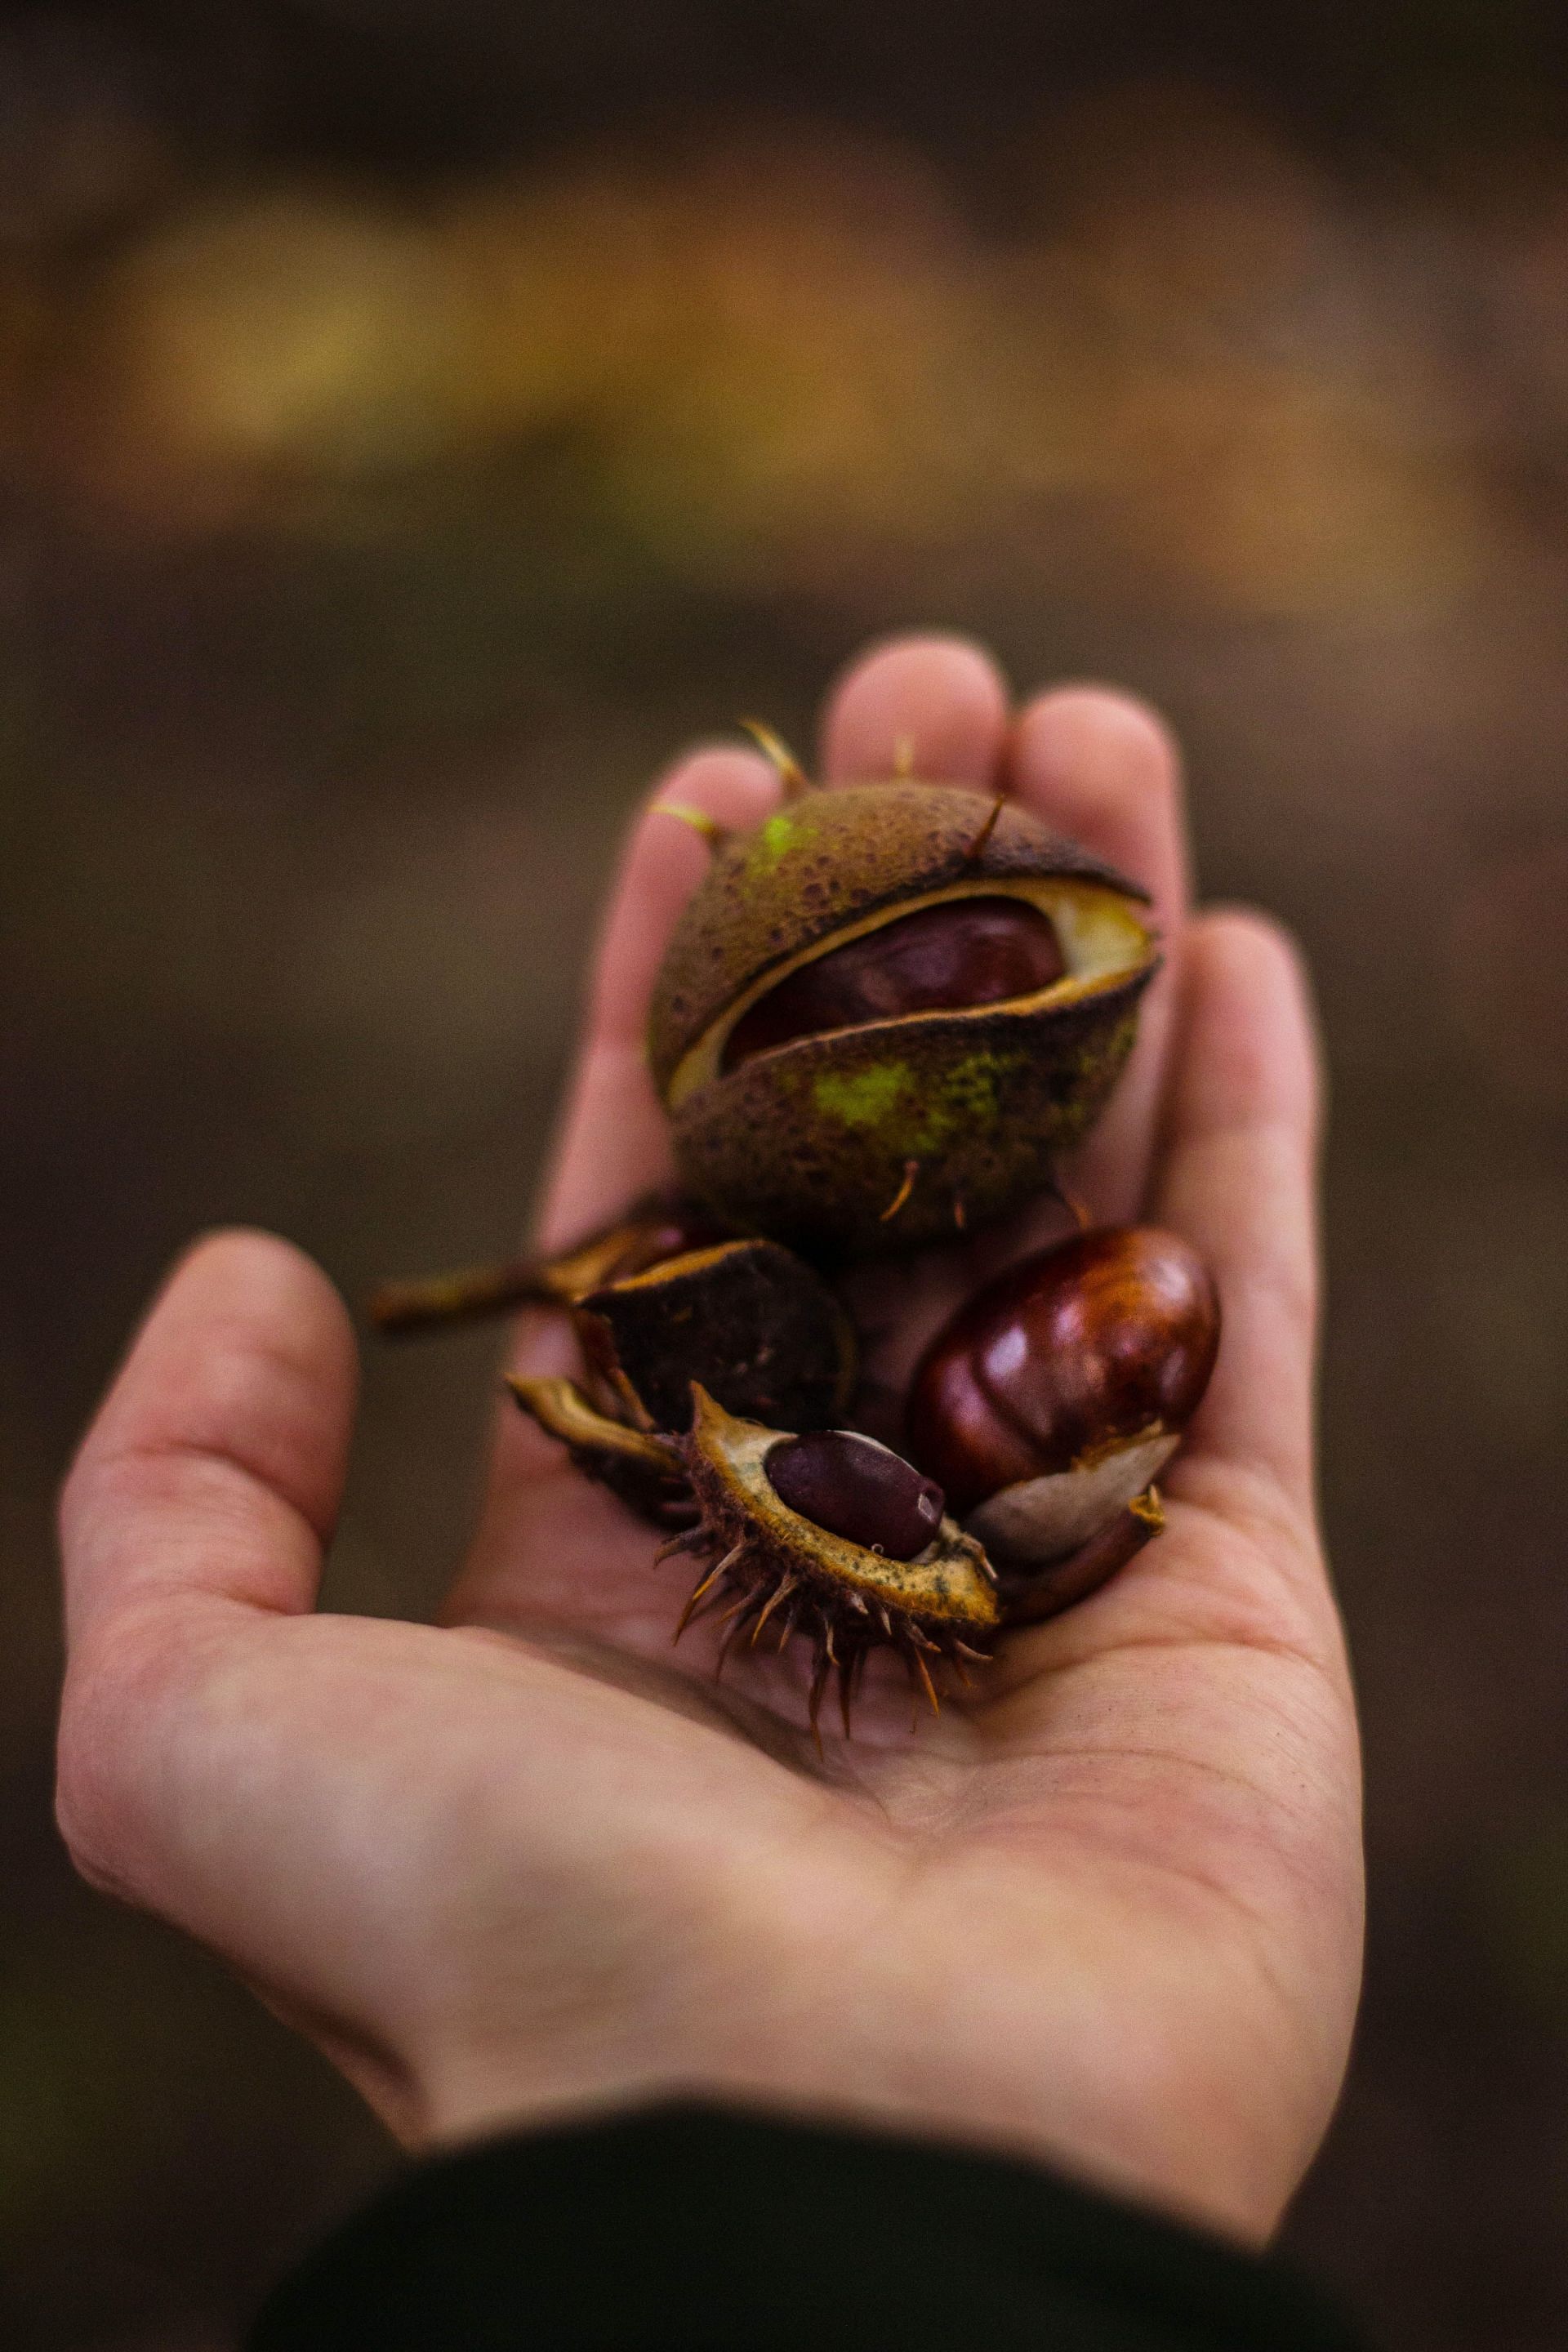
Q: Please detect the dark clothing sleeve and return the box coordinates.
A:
[248,2105,1366,2352]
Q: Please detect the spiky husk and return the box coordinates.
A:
[666,1387,999,1742]
[506,1379,1171,1735]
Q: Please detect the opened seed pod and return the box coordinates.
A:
[662,1388,998,1738]
[648,773,1158,1253]
[906,1225,1219,1612]
[506,1379,999,1736]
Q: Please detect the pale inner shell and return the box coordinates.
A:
[964,1431,1179,1567]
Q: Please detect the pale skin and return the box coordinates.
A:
[56,636,1363,2249]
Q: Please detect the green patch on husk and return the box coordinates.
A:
[812,1062,911,1131]
[910,1047,1023,1153]
[753,810,813,871]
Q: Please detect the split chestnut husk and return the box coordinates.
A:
[991,1494,1166,1626]
[670,1390,997,1739]
[375,1183,854,1421]
[507,1378,999,1739]
[649,777,1159,1254]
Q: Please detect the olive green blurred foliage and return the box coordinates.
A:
[4,9,1568,2350]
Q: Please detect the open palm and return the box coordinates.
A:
[57,637,1361,2246]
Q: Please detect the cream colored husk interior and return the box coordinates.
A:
[666,876,1152,1110]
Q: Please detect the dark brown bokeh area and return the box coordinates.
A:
[4,5,1568,2346]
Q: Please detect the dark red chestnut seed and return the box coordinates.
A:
[764,1429,946,1560]
[722,896,1066,1072]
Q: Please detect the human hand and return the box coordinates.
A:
[57,636,1361,2246]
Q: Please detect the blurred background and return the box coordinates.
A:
[3,2,1567,2345]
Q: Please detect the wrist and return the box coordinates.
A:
[395,1940,1312,2249]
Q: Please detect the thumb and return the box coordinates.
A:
[56,1229,357,1902]
[60,1228,357,1650]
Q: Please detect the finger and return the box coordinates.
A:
[1004,686,1189,1223]
[59,1230,357,1650]
[1005,684,1189,915]
[820,633,1009,786]
[1152,911,1322,1516]
[532,745,777,1253]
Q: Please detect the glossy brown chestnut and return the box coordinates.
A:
[906,1225,1219,1567]
[765,1429,946,1561]
[720,896,1066,1074]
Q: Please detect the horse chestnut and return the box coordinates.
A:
[649,777,1158,1252]
[906,1226,1219,1569]
[509,1380,997,1737]
[676,1388,996,1737]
